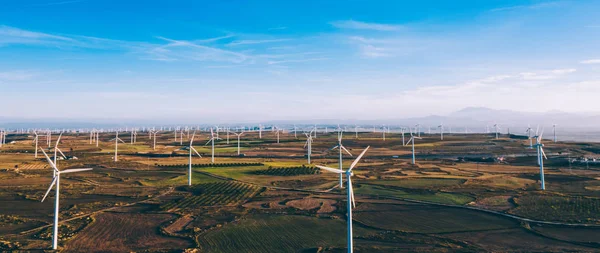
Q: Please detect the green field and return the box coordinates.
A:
[196,215,376,252]
[355,184,474,205]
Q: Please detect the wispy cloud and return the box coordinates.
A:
[330,20,402,31]
[490,1,562,12]
[267,57,329,65]
[268,26,287,31]
[0,25,74,46]
[30,0,87,7]
[152,36,249,63]
[227,39,291,46]
[581,59,600,64]
[0,70,37,82]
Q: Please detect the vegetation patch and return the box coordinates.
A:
[250,165,320,176]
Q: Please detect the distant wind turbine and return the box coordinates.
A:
[534,129,548,190]
[438,124,444,140]
[406,133,422,165]
[304,130,314,164]
[187,131,202,186]
[230,131,245,156]
[110,132,126,162]
[204,128,221,163]
[315,147,370,253]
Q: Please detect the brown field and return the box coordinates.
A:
[64,212,193,252]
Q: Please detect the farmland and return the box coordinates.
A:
[2,130,600,252]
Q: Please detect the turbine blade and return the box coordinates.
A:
[349,177,356,208]
[190,131,196,144]
[56,147,67,159]
[39,148,58,172]
[191,146,202,158]
[315,165,344,174]
[348,146,370,172]
[204,138,213,146]
[541,147,548,160]
[60,168,93,174]
[341,145,353,156]
[41,177,57,202]
[55,132,63,148]
[331,145,339,150]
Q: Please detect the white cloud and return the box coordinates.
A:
[581,59,600,64]
[330,20,402,31]
[0,71,36,81]
[227,39,291,46]
[490,1,563,12]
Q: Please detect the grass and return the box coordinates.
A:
[367,178,465,189]
[354,203,517,233]
[511,195,600,223]
[196,214,375,253]
[355,184,474,205]
[139,172,223,187]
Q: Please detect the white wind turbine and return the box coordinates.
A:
[230,130,245,156]
[526,125,533,148]
[438,124,444,140]
[304,130,315,164]
[534,129,548,190]
[315,147,370,253]
[187,131,202,186]
[204,128,221,163]
[406,133,422,165]
[331,130,353,188]
[33,131,40,158]
[39,135,92,250]
[400,127,406,146]
[275,127,282,143]
[494,123,500,139]
[110,132,125,162]
[553,124,557,143]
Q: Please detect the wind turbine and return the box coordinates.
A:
[33,131,40,158]
[526,125,533,148]
[230,131,245,156]
[534,129,548,190]
[315,147,370,253]
[39,138,92,250]
[406,133,422,165]
[553,124,557,143]
[438,124,444,140]
[331,130,353,188]
[110,132,125,162]
[187,131,202,186]
[400,128,406,146]
[304,130,314,164]
[494,124,500,139]
[204,128,221,163]
[415,124,421,137]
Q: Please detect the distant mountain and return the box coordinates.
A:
[2,107,600,131]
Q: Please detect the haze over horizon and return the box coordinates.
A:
[2,0,600,122]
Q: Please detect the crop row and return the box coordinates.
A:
[157,162,264,168]
[250,166,320,176]
[512,195,600,223]
[161,182,262,210]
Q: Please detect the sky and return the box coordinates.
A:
[1,0,600,123]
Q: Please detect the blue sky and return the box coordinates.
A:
[1,0,600,122]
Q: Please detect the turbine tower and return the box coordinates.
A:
[438,124,444,140]
[230,131,245,156]
[406,133,422,165]
[304,130,314,164]
[39,137,92,250]
[188,131,202,186]
[315,147,370,253]
[110,132,125,162]
[534,129,548,190]
[331,130,353,188]
[204,128,221,163]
